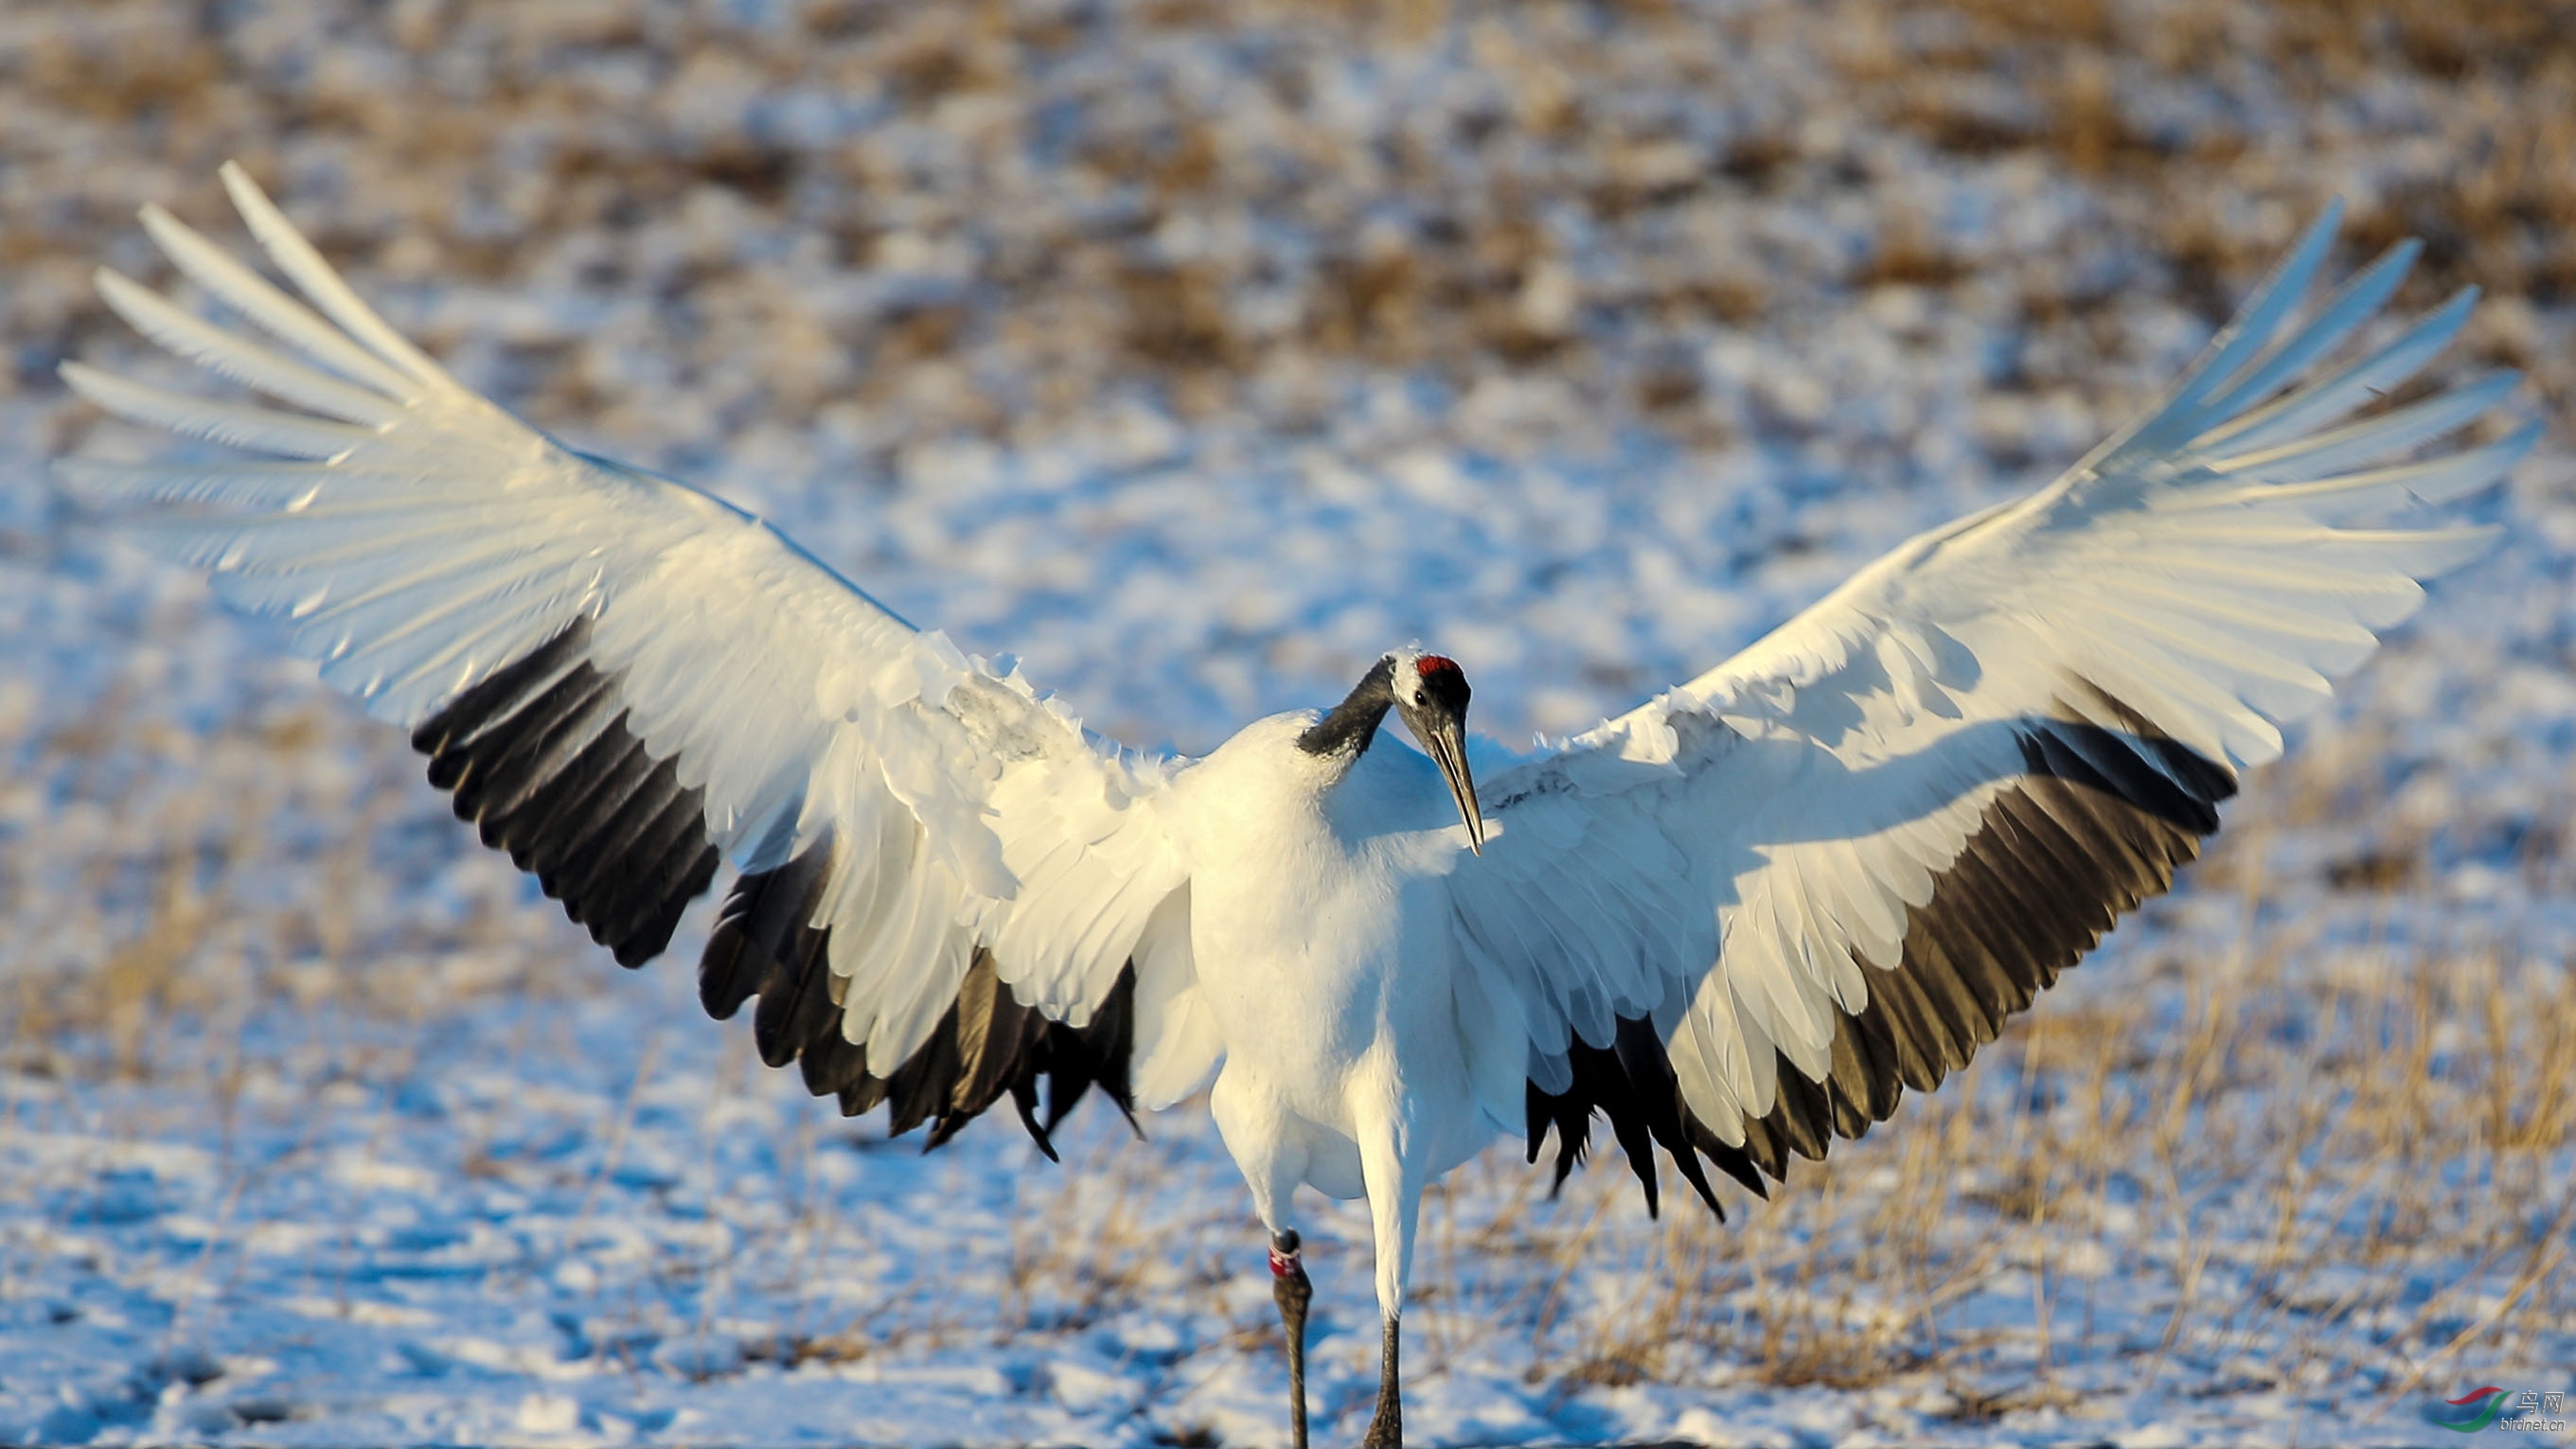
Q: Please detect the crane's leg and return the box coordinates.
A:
[1362,1309,1403,1449]
[1269,1227,1312,1449]
[1357,1113,1424,1449]
[1212,1069,1314,1449]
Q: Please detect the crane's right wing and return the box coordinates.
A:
[62,165,1218,1154]
[1442,206,2531,1214]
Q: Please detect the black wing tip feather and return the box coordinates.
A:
[413,617,722,969]
[705,845,1139,1157]
[1525,1026,1752,1224]
[1528,701,2231,1222]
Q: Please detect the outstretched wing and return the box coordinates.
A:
[62,164,1220,1153]
[1445,205,2531,1215]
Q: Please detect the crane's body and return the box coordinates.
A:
[1182,710,1495,1289]
[62,168,2532,1448]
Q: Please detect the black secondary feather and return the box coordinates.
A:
[417,620,1137,1157]
[1526,694,2234,1216]
[704,843,1140,1157]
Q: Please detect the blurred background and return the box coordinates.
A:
[4,1,2574,1443]
[10,0,2576,731]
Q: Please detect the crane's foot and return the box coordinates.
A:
[1359,1313,1401,1448]
[1269,1228,1312,1449]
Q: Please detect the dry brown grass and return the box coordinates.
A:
[1429,943,2576,1413]
[0,666,600,1100]
[13,0,2568,468]
[1834,0,2576,415]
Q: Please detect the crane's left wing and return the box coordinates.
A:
[60,165,1219,1154]
[1443,206,2532,1215]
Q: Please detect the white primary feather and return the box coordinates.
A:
[1456,204,2531,1147]
[61,163,1212,1084]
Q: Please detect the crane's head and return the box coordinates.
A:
[1389,647,1485,856]
[1294,646,1489,854]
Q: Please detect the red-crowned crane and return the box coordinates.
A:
[62,167,2530,1447]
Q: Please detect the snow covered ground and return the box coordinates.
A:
[4,1,2574,1443]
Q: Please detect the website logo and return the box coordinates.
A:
[2427,1387,2569,1435]
[2435,1388,2513,1434]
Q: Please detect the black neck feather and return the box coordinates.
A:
[1296,656,1396,758]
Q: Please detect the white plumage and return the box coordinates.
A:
[63,168,2529,1447]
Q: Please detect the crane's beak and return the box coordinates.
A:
[1416,716,1486,856]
